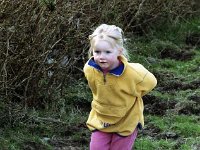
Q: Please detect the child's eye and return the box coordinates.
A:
[94,50,100,54]
[106,51,111,54]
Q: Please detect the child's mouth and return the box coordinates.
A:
[100,62,107,66]
[99,61,107,63]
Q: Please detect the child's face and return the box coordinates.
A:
[93,40,121,70]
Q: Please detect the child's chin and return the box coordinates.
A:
[100,66,109,70]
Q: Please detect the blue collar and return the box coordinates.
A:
[88,58,124,76]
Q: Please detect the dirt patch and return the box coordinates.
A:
[187,79,200,89]
[174,138,188,149]
[48,123,89,149]
[153,70,183,91]
[175,102,200,115]
[160,47,195,61]
[186,33,200,47]
[179,79,200,91]
[188,94,200,104]
[153,70,200,91]
[178,105,200,115]
[162,79,200,91]
[142,123,161,137]
[143,121,179,140]
[58,123,88,137]
[48,138,80,149]
[158,131,179,140]
[143,95,176,115]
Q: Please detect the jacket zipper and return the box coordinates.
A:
[103,73,106,84]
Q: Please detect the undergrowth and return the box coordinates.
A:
[0,7,200,150]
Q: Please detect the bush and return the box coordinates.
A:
[0,0,198,108]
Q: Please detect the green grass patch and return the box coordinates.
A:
[135,137,176,150]
[146,115,169,131]
[170,115,200,137]
[146,115,200,137]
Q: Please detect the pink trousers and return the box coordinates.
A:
[90,129,138,150]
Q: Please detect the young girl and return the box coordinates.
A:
[83,24,157,150]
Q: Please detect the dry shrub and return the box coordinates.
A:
[0,0,197,109]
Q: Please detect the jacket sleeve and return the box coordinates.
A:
[137,70,157,96]
[83,63,89,80]
[83,62,94,84]
[131,63,157,96]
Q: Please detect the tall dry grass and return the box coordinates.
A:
[0,0,198,110]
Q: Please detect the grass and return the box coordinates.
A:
[135,137,176,150]
[0,17,200,149]
[171,116,200,137]
[0,126,51,149]
[135,115,200,150]
[128,17,200,150]
[146,115,200,136]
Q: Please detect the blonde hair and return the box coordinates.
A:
[88,24,129,59]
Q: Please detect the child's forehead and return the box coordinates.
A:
[93,40,114,49]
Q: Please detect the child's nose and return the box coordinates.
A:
[99,53,105,59]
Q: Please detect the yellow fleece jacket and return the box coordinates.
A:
[83,55,157,136]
